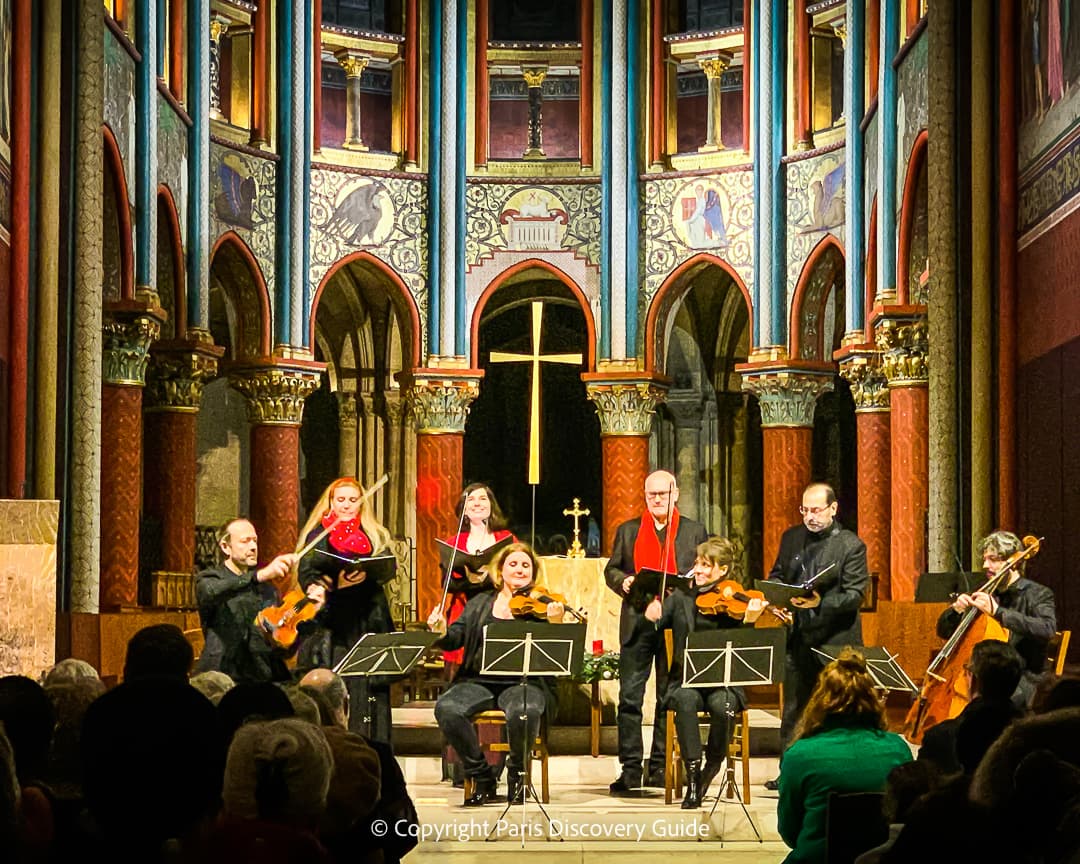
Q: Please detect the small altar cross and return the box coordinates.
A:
[562,497,590,558]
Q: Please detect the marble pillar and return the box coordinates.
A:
[522,66,547,159]
[336,390,359,477]
[383,392,406,538]
[209,15,228,121]
[335,49,370,150]
[666,396,704,522]
[699,53,732,151]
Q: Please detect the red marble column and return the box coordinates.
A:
[405,0,419,166]
[762,427,814,572]
[100,385,145,609]
[599,435,650,556]
[888,385,929,600]
[416,432,464,617]
[313,0,323,153]
[795,0,813,149]
[474,0,489,168]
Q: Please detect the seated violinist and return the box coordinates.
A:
[644,536,766,809]
[937,530,1056,710]
[427,542,565,807]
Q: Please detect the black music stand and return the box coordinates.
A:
[479,621,586,844]
[811,645,919,694]
[915,571,981,603]
[682,627,788,841]
[335,631,441,736]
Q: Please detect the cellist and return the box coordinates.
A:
[937,530,1057,710]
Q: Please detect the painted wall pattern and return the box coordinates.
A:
[897,33,928,213]
[309,167,428,345]
[103,29,135,204]
[864,114,879,246]
[157,96,188,239]
[464,181,602,268]
[784,146,846,304]
[641,169,756,311]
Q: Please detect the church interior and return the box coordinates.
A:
[1,0,1079,861]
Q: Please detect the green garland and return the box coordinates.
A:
[576,650,620,682]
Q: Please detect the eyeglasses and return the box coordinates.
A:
[645,490,672,499]
[799,505,833,515]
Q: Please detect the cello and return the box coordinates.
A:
[903,534,1042,744]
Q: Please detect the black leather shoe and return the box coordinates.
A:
[609,772,642,795]
[700,758,724,797]
[764,776,779,791]
[506,770,526,804]
[681,759,703,809]
[644,766,666,788]
[464,771,498,807]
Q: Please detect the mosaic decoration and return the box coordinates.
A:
[157,96,189,240]
[897,34,928,212]
[464,181,601,267]
[309,167,428,344]
[641,170,755,309]
[785,147,846,302]
[103,30,135,203]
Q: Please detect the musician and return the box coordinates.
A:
[300,476,395,744]
[644,536,765,808]
[937,530,1056,710]
[427,542,565,806]
[767,482,868,773]
[194,518,297,683]
[604,469,708,794]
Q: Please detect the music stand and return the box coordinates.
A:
[682,627,788,841]
[335,631,441,736]
[811,645,919,694]
[479,621,586,844]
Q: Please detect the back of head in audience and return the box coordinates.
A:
[190,670,235,705]
[299,669,349,728]
[43,658,102,688]
[44,679,104,790]
[0,675,55,785]
[883,760,941,824]
[281,684,321,725]
[0,725,19,848]
[1040,676,1080,714]
[217,682,295,745]
[969,640,1023,703]
[223,718,333,830]
[81,678,225,854]
[123,623,194,682]
[793,650,886,740]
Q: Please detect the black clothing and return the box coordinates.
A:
[604,513,708,775]
[298,534,395,743]
[768,519,868,747]
[918,696,1024,775]
[194,563,288,683]
[936,576,1056,709]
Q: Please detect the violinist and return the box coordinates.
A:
[426,542,565,806]
[299,476,395,743]
[644,536,765,809]
[936,530,1056,710]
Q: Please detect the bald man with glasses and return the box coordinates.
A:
[604,470,708,794]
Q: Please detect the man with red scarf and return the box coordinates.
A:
[604,470,707,794]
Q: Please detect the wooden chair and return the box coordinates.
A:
[1049,630,1072,676]
[462,709,550,803]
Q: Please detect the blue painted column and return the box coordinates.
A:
[157,0,167,76]
[135,0,158,294]
[599,0,612,359]
[609,0,628,358]
[186,0,208,328]
[878,0,900,299]
[844,0,866,334]
[427,0,442,359]
[455,0,468,355]
[750,0,760,346]
[302,0,314,344]
[624,0,640,356]
[437,0,458,356]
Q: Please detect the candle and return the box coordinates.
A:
[592,640,603,655]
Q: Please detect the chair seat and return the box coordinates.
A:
[463,709,550,803]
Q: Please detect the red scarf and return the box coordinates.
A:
[322,512,372,555]
[633,508,681,573]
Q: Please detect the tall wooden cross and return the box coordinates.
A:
[489,300,583,485]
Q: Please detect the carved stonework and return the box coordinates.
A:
[229,365,322,425]
[405,379,481,434]
[336,391,359,431]
[740,370,833,427]
[102,311,164,386]
[875,315,929,386]
[838,351,890,412]
[383,392,405,426]
[585,381,668,436]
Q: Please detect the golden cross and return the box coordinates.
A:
[489,301,583,485]
[562,497,590,558]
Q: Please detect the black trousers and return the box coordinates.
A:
[669,685,740,763]
[781,641,823,750]
[329,641,393,745]
[434,680,547,777]
[616,624,669,776]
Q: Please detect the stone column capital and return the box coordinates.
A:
[145,337,225,411]
[698,51,733,78]
[665,392,705,427]
[229,359,324,425]
[582,374,669,436]
[836,344,891,412]
[334,48,371,79]
[102,300,167,386]
[336,390,360,431]
[401,369,484,434]
[522,65,549,88]
[738,363,834,427]
[382,391,405,425]
[874,307,929,386]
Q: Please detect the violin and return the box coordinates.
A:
[695,579,793,625]
[509,586,588,622]
[255,589,318,652]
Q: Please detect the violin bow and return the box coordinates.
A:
[656,479,677,627]
[295,473,390,562]
[435,493,471,616]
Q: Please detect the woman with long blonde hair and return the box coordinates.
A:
[298,476,395,743]
[777,650,912,863]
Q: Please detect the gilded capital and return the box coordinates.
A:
[837,351,890,412]
[102,310,164,386]
[336,50,371,80]
[875,316,929,386]
[584,380,668,436]
[405,379,480,433]
[145,346,222,411]
[740,369,833,427]
[229,365,321,425]
[209,16,228,44]
[698,54,732,79]
[522,66,548,88]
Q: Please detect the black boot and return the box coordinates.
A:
[681,759,702,810]
[506,768,526,804]
[700,756,725,798]
[464,768,498,807]
[609,764,643,796]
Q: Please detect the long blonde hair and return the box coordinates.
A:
[295,476,392,556]
[791,649,886,743]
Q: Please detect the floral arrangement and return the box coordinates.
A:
[577,650,620,682]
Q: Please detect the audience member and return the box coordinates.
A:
[854,760,943,864]
[300,669,349,728]
[1039,676,1080,714]
[122,623,194,682]
[0,726,19,853]
[189,670,236,706]
[281,684,322,725]
[217,682,296,746]
[42,659,101,689]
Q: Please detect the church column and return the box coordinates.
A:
[383,392,406,537]
[877,0,900,300]
[209,15,229,121]
[360,393,383,517]
[666,395,704,522]
[739,366,833,571]
[716,392,752,573]
[100,303,165,609]
[135,0,158,308]
[875,310,929,601]
[144,337,223,574]
[187,0,210,330]
[837,346,892,596]
[523,67,548,159]
[583,375,668,555]
[795,0,812,149]
[404,371,482,618]
[230,362,322,560]
[335,49,371,150]
[699,53,731,151]
[336,391,359,476]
